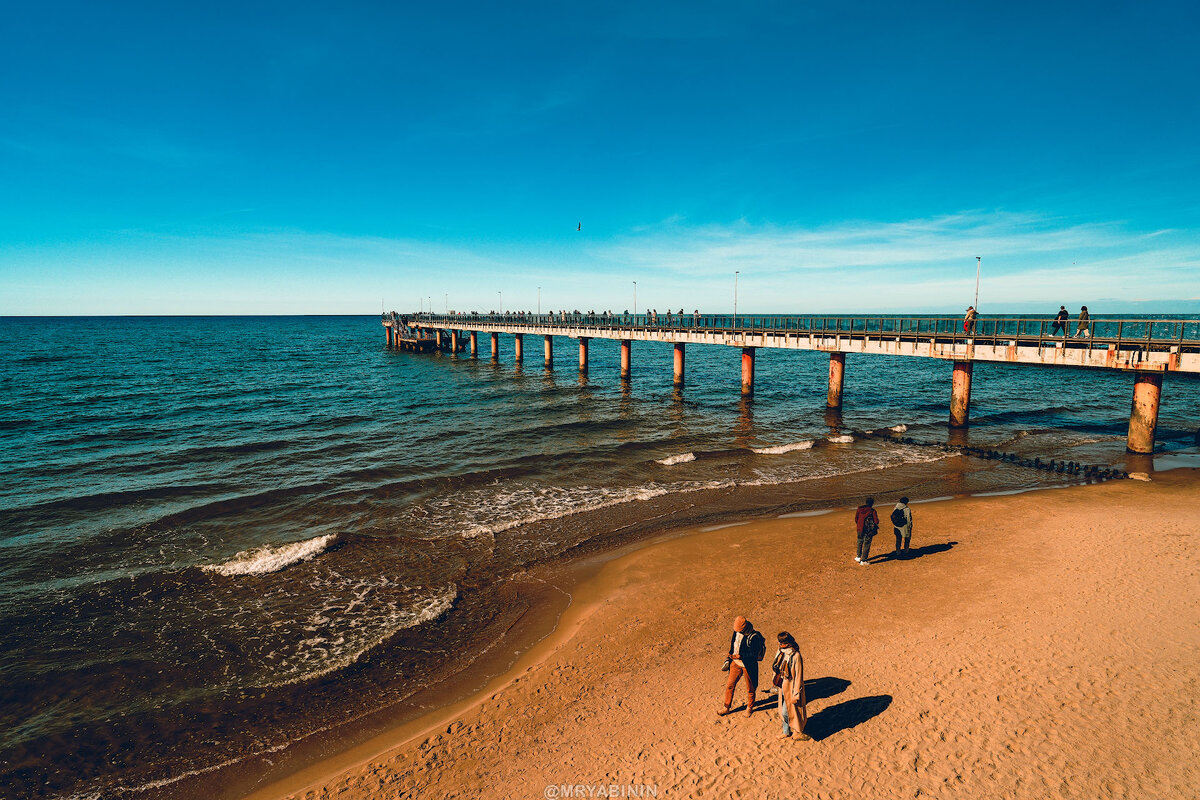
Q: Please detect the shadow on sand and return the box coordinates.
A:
[870,540,957,564]
[747,676,851,714]
[805,695,893,741]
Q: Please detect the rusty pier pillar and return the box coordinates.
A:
[620,339,632,380]
[386,326,395,349]
[827,352,845,408]
[1126,372,1163,454]
[436,330,443,350]
[514,333,524,364]
[450,330,460,353]
[950,361,973,428]
[490,332,499,360]
[741,347,756,396]
[579,338,589,374]
[673,343,685,387]
[469,331,478,357]
[544,335,554,369]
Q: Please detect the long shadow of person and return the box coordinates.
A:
[804,695,893,741]
[874,541,957,563]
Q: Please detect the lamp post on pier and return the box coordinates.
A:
[633,281,637,314]
[734,271,740,323]
[537,286,541,315]
[974,257,981,311]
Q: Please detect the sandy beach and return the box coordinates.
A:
[245,470,1200,800]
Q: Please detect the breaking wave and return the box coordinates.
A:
[826,434,855,443]
[752,440,815,455]
[202,534,335,577]
[656,452,697,466]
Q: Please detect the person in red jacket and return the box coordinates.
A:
[854,497,880,564]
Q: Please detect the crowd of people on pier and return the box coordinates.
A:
[719,498,917,739]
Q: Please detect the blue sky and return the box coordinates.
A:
[2,1,1198,315]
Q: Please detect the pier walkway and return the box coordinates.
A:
[384,312,1200,455]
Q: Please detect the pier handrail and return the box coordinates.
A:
[402,313,1200,352]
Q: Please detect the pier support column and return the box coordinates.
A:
[490,333,499,360]
[827,352,845,409]
[450,330,460,353]
[741,347,756,396]
[673,342,685,387]
[514,334,524,364]
[620,339,632,380]
[579,338,589,374]
[1126,372,1163,454]
[544,335,554,368]
[436,330,443,350]
[386,326,394,348]
[949,360,973,428]
[469,331,478,357]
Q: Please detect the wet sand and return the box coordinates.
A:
[245,470,1200,800]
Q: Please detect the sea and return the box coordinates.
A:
[1,314,1197,799]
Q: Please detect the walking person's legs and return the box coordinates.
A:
[720,661,745,714]
[861,533,873,562]
[743,667,758,716]
[778,688,791,737]
[894,526,903,553]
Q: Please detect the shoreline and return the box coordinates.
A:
[233,467,1200,800]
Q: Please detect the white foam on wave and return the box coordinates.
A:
[889,424,908,433]
[202,534,335,577]
[752,440,815,455]
[656,452,697,466]
[826,434,855,443]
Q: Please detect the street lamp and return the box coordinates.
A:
[633,281,637,312]
[498,291,502,315]
[444,293,448,314]
[974,257,981,311]
[538,286,541,315]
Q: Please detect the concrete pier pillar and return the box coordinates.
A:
[620,339,632,380]
[950,360,973,428]
[436,330,443,349]
[469,331,478,357]
[450,330,460,353]
[1126,371,1163,454]
[673,342,685,387]
[579,338,589,373]
[490,332,499,360]
[514,333,524,364]
[386,326,394,348]
[827,352,845,409]
[544,335,554,368]
[741,347,756,396]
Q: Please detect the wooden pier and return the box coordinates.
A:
[383,312,1200,455]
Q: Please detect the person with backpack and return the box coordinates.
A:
[718,616,766,717]
[855,497,880,564]
[1051,306,1069,336]
[891,496,913,555]
[1075,305,1091,337]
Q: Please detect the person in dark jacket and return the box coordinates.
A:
[718,616,766,717]
[855,498,880,564]
[1051,306,1069,336]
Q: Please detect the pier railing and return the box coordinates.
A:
[398,313,1200,352]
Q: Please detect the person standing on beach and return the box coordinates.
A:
[719,616,766,717]
[1075,305,1090,337]
[855,498,879,564]
[891,497,913,554]
[1051,306,1069,336]
[772,632,810,740]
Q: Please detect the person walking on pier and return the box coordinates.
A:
[1075,306,1090,337]
[772,632,810,740]
[963,306,977,334]
[1052,306,1069,336]
[855,498,880,564]
[891,497,913,555]
[718,616,766,717]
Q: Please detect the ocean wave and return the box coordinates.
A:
[268,585,457,687]
[656,452,697,466]
[752,440,815,455]
[202,534,335,577]
[826,434,855,443]
[889,424,908,433]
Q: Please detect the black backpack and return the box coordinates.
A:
[891,507,907,527]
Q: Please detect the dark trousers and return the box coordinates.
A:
[856,531,874,561]
[894,527,911,552]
